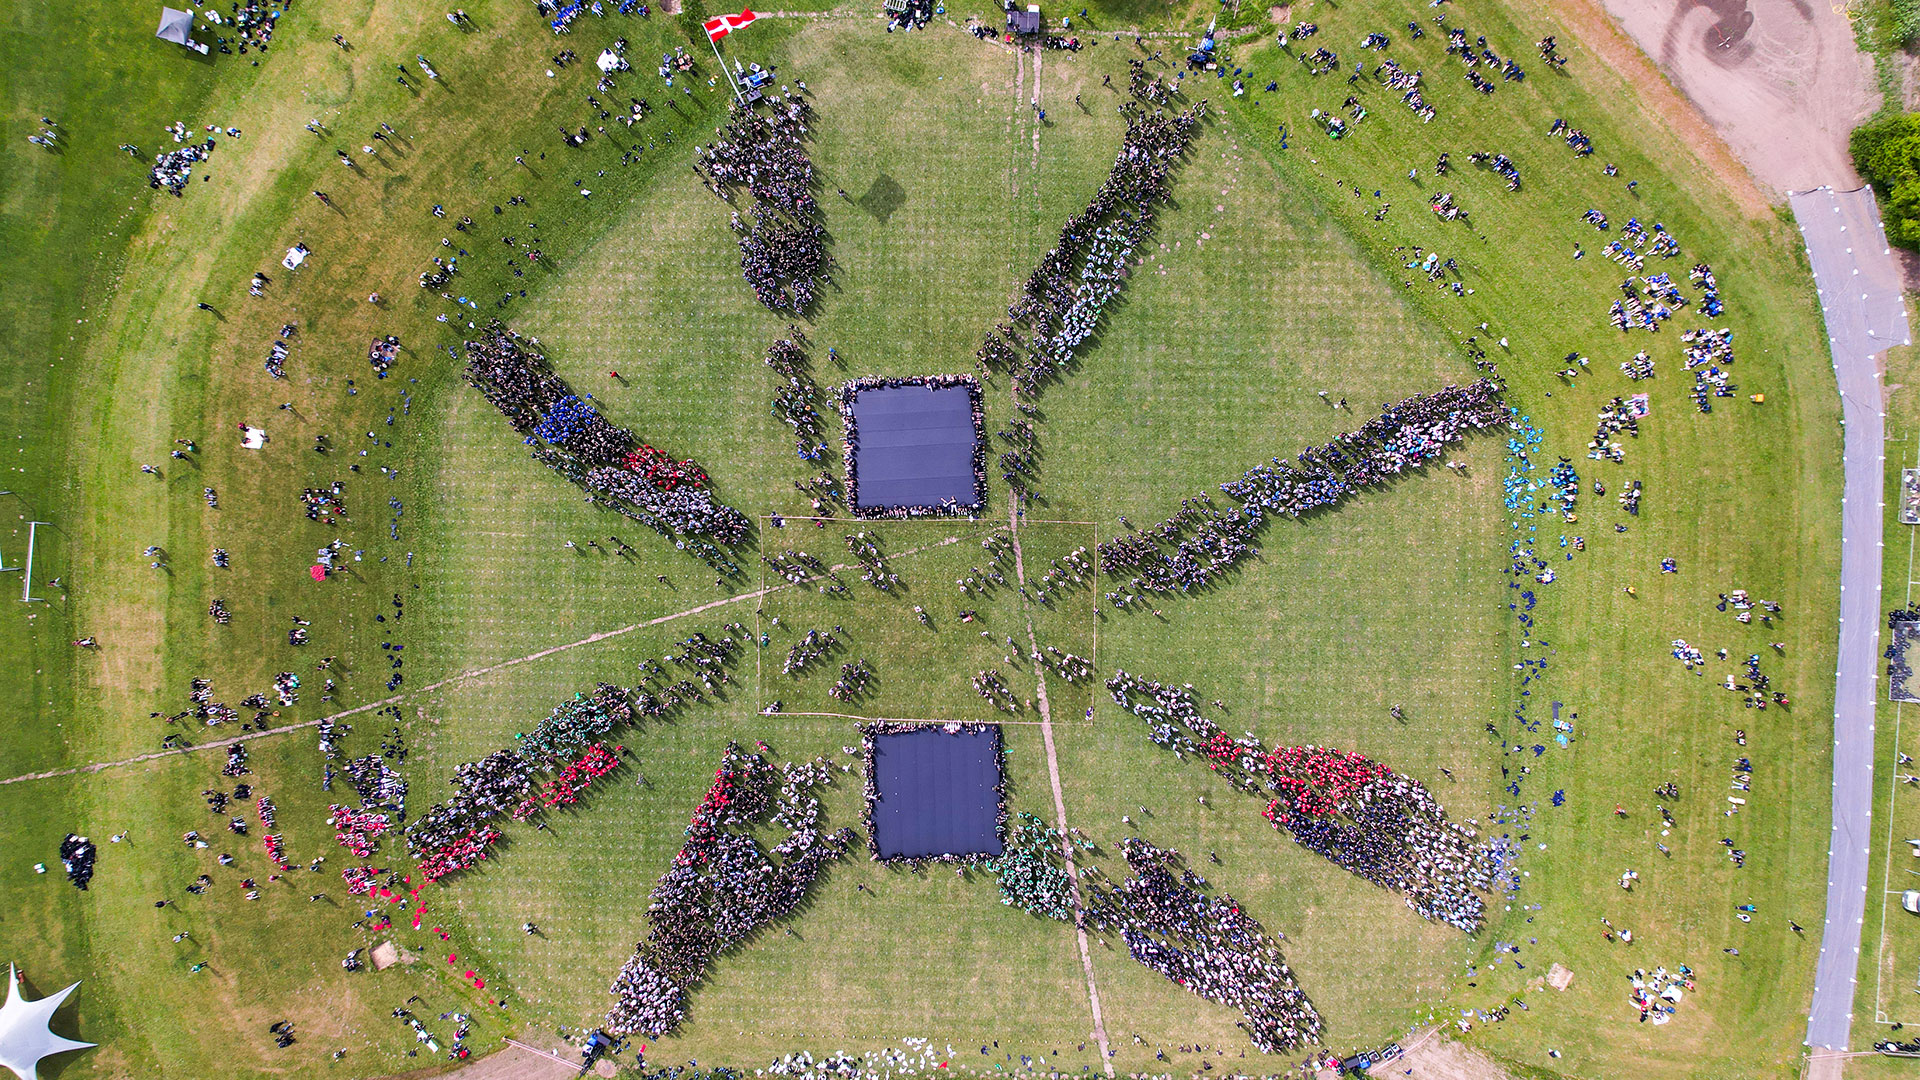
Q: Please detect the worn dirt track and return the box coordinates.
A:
[1590,0,1877,198]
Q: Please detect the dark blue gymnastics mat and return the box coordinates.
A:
[869,726,1004,859]
[848,383,981,511]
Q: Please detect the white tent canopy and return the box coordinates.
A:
[155,6,194,44]
[0,965,92,1080]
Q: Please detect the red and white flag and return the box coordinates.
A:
[703,8,757,40]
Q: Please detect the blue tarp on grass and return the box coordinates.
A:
[870,726,1004,859]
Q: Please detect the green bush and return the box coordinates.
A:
[1896,0,1920,45]
[678,0,711,47]
[1851,113,1920,248]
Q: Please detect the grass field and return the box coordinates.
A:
[0,0,1855,1076]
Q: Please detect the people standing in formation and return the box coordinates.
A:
[1081,838,1322,1053]
[510,743,624,819]
[762,334,837,466]
[399,680,637,876]
[604,743,856,1038]
[99,17,1667,1058]
[836,375,988,518]
[697,96,826,312]
[1098,379,1508,598]
[462,321,750,564]
[395,631,747,887]
[1222,379,1508,518]
[977,96,1206,403]
[992,812,1077,918]
[963,85,1204,507]
[828,658,875,701]
[1889,604,1920,698]
[1107,672,1500,933]
[844,529,897,590]
[782,625,841,675]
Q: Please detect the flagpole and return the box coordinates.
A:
[708,29,746,105]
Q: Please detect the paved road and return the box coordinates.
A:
[1790,184,1909,1052]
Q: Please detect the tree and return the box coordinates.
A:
[1851,113,1920,249]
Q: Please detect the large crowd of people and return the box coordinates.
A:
[1889,604,1920,700]
[83,8,1782,1063]
[341,746,407,820]
[511,742,624,820]
[964,83,1203,506]
[605,743,856,1038]
[150,138,214,196]
[1096,494,1256,600]
[991,812,1076,918]
[395,631,748,888]
[328,804,390,858]
[59,834,97,890]
[763,334,835,464]
[462,320,750,562]
[698,97,827,312]
[983,98,1207,401]
[1082,838,1322,1053]
[1097,379,1508,597]
[1221,378,1508,519]
[400,684,629,871]
[1106,671,1497,932]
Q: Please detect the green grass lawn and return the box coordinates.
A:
[0,0,1853,1077]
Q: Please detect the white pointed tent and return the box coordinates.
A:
[155,6,194,45]
[0,966,92,1080]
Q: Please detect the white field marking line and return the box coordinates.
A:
[1032,49,1043,172]
[777,709,1056,726]
[1010,498,1113,1074]
[0,535,971,788]
[1002,38,1111,1076]
[1088,519,1099,694]
[757,523,768,700]
[1011,48,1024,204]
[768,513,1097,526]
[1875,435,1920,1022]
[0,714,340,787]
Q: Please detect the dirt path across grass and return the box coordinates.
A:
[1391,1034,1516,1080]
[1576,0,1876,200]
[1007,502,1115,1078]
[1003,42,1116,1078]
[0,534,972,787]
[371,1040,582,1080]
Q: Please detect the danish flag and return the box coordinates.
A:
[704,8,758,40]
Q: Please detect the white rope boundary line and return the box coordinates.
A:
[0,534,973,787]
